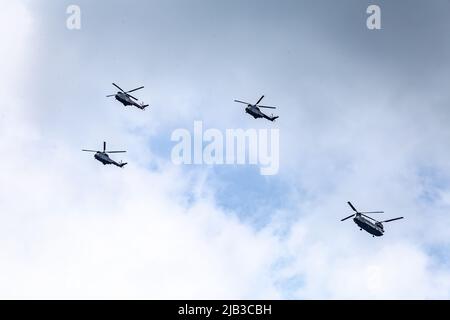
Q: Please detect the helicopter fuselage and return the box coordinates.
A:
[94,152,122,167]
[115,92,133,105]
[246,105,278,122]
[115,92,147,110]
[83,141,127,168]
[353,215,384,237]
[246,105,264,118]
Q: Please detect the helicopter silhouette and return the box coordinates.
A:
[82,141,127,168]
[234,95,279,122]
[341,201,404,237]
[107,83,149,110]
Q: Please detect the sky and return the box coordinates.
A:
[1,0,450,299]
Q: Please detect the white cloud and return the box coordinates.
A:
[0,2,281,300]
[0,129,281,299]
[1,1,450,300]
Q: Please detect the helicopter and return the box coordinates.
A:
[234,95,279,122]
[341,201,404,237]
[82,141,127,168]
[106,83,149,110]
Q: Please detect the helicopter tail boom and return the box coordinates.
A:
[264,115,279,122]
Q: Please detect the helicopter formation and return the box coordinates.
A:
[83,84,279,168]
[83,83,403,237]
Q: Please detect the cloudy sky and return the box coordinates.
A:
[1,0,450,299]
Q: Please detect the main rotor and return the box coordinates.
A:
[82,141,126,154]
[341,201,403,224]
[106,83,144,101]
[234,95,277,109]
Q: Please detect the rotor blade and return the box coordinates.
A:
[255,95,265,105]
[127,93,138,100]
[112,83,125,93]
[82,149,98,153]
[361,214,378,222]
[126,86,144,93]
[234,100,250,105]
[106,94,116,97]
[360,211,384,214]
[106,151,126,153]
[257,105,277,109]
[381,217,404,223]
[341,214,355,222]
[347,201,358,213]
[103,142,106,152]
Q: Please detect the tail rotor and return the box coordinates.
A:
[119,161,128,168]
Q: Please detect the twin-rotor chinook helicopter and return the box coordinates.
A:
[341,201,404,237]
